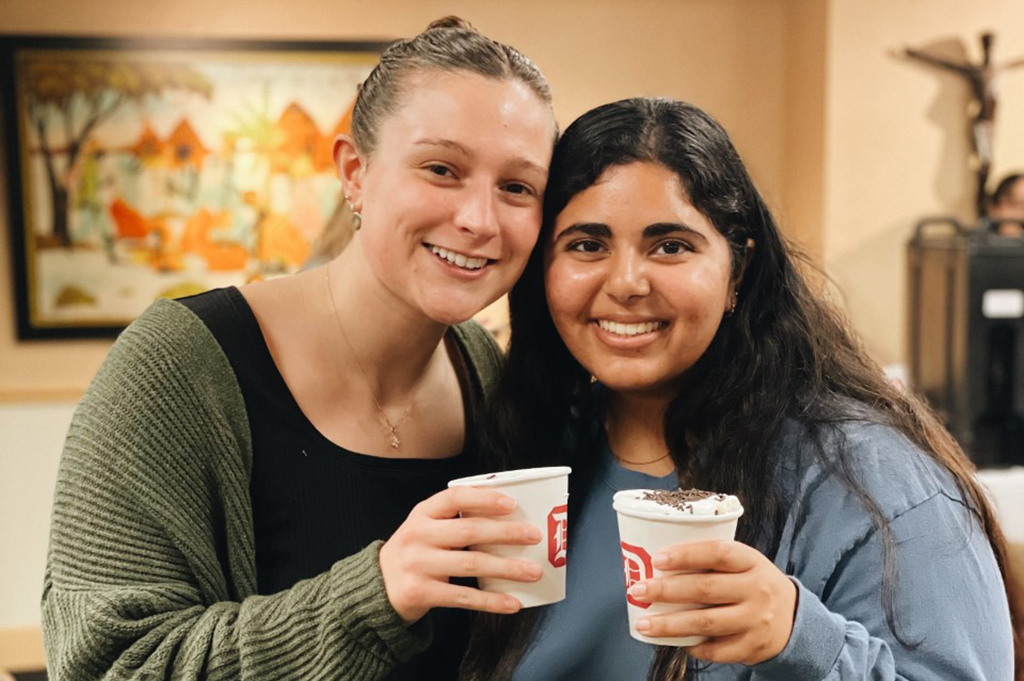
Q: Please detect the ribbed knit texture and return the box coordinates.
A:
[42,298,503,680]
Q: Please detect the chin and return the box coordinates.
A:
[411,282,500,325]
[592,370,680,396]
[434,312,477,326]
[424,300,492,326]
[597,379,655,394]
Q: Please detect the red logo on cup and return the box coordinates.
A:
[547,504,568,567]
[621,541,653,608]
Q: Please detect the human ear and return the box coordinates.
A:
[727,238,755,308]
[734,239,755,285]
[333,134,365,211]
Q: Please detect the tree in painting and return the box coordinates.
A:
[22,56,212,247]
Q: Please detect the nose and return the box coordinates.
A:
[604,250,650,302]
[452,182,500,239]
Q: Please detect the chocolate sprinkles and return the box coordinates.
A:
[641,488,728,514]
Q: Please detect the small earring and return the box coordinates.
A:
[728,291,738,316]
[345,194,362,231]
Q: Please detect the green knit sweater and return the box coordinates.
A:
[42,298,503,680]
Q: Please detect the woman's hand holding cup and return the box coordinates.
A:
[627,539,797,665]
[379,486,544,625]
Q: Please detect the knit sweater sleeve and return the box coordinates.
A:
[41,299,427,680]
[450,319,504,397]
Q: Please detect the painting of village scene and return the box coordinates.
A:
[4,39,383,337]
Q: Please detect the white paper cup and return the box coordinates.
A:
[448,466,571,607]
[613,490,743,647]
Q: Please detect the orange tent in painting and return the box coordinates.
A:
[165,119,209,170]
[277,104,320,159]
[128,121,164,165]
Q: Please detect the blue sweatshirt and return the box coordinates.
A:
[513,420,1014,680]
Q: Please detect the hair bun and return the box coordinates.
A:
[425,16,478,33]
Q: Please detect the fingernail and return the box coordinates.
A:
[526,563,543,579]
[499,497,516,512]
[636,617,650,632]
[629,582,647,597]
[653,553,669,568]
[526,526,543,542]
[503,597,521,613]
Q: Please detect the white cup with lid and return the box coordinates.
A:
[448,466,571,607]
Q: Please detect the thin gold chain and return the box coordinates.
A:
[611,450,671,466]
[606,415,672,466]
[325,266,420,449]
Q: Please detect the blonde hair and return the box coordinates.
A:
[351,16,553,156]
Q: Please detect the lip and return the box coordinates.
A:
[591,319,668,349]
[423,243,495,279]
[595,315,666,325]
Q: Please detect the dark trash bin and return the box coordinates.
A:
[907,217,1024,467]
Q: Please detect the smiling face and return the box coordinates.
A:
[340,69,556,325]
[544,162,737,399]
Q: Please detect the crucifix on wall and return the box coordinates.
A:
[900,33,1024,219]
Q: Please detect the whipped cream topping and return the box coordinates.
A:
[613,488,743,519]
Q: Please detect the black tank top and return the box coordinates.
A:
[180,286,475,681]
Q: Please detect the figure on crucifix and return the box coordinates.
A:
[900,33,1024,218]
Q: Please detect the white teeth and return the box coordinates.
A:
[429,245,488,270]
[597,320,664,336]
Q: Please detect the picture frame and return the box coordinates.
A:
[1,34,389,339]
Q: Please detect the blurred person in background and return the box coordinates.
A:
[988,172,1024,237]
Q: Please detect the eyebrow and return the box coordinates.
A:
[553,223,612,241]
[643,222,709,244]
[506,158,549,179]
[414,138,471,156]
[413,138,547,178]
[553,221,709,243]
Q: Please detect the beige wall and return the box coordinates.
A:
[0,404,72,631]
[780,0,828,263]
[822,0,1024,365]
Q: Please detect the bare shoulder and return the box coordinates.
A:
[239,271,311,320]
[240,272,323,349]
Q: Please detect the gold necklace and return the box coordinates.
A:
[606,414,672,466]
[325,266,421,450]
[611,450,672,466]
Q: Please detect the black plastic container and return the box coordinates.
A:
[907,218,1024,467]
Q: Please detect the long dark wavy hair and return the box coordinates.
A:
[459,97,1021,681]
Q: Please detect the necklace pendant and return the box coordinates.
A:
[390,433,400,449]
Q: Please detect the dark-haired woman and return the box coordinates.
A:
[42,18,557,681]
[461,97,1018,680]
[988,172,1024,237]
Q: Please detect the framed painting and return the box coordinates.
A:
[1,35,389,339]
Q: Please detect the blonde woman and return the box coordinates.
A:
[43,18,556,681]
